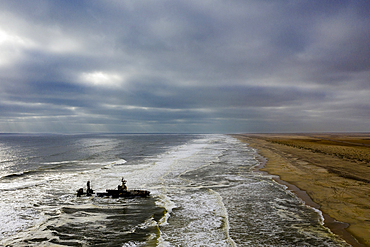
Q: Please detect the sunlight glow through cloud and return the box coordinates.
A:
[79,71,124,87]
[0,29,35,66]
[0,29,29,46]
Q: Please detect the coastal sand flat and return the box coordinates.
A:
[234,133,370,247]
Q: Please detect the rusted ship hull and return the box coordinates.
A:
[97,189,150,198]
[77,178,150,198]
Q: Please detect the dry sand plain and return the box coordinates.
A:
[234,133,370,247]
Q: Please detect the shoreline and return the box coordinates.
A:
[233,134,370,247]
[251,150,358,247]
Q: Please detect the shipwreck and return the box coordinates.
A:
[77,178,150,198]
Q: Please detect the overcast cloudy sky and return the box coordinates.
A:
[0,1,369,133]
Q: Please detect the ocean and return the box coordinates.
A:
[0,134,349,246]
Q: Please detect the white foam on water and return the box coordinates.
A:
[0,203,44,240]
[209,189,237,247]
[163,189,233,246]
[0,180,47,191]
[131,135,239,246]
[103,137,214,190]
[122,241,146,247]
[154,193,177,226]
[87,158,127,167]
[42,160,80,165]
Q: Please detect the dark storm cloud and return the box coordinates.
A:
[0,0,369,133]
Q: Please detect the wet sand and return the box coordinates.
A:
[234,133,370,247]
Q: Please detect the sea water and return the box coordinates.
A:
[0,134,349,246]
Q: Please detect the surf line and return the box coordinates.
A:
[250,147,365,247]
[209,189,237,247]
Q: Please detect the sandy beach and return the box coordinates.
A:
[234,133,370,247]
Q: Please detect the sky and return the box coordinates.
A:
[0,0,369,133]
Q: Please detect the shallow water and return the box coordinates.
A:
[0,134,349,246]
